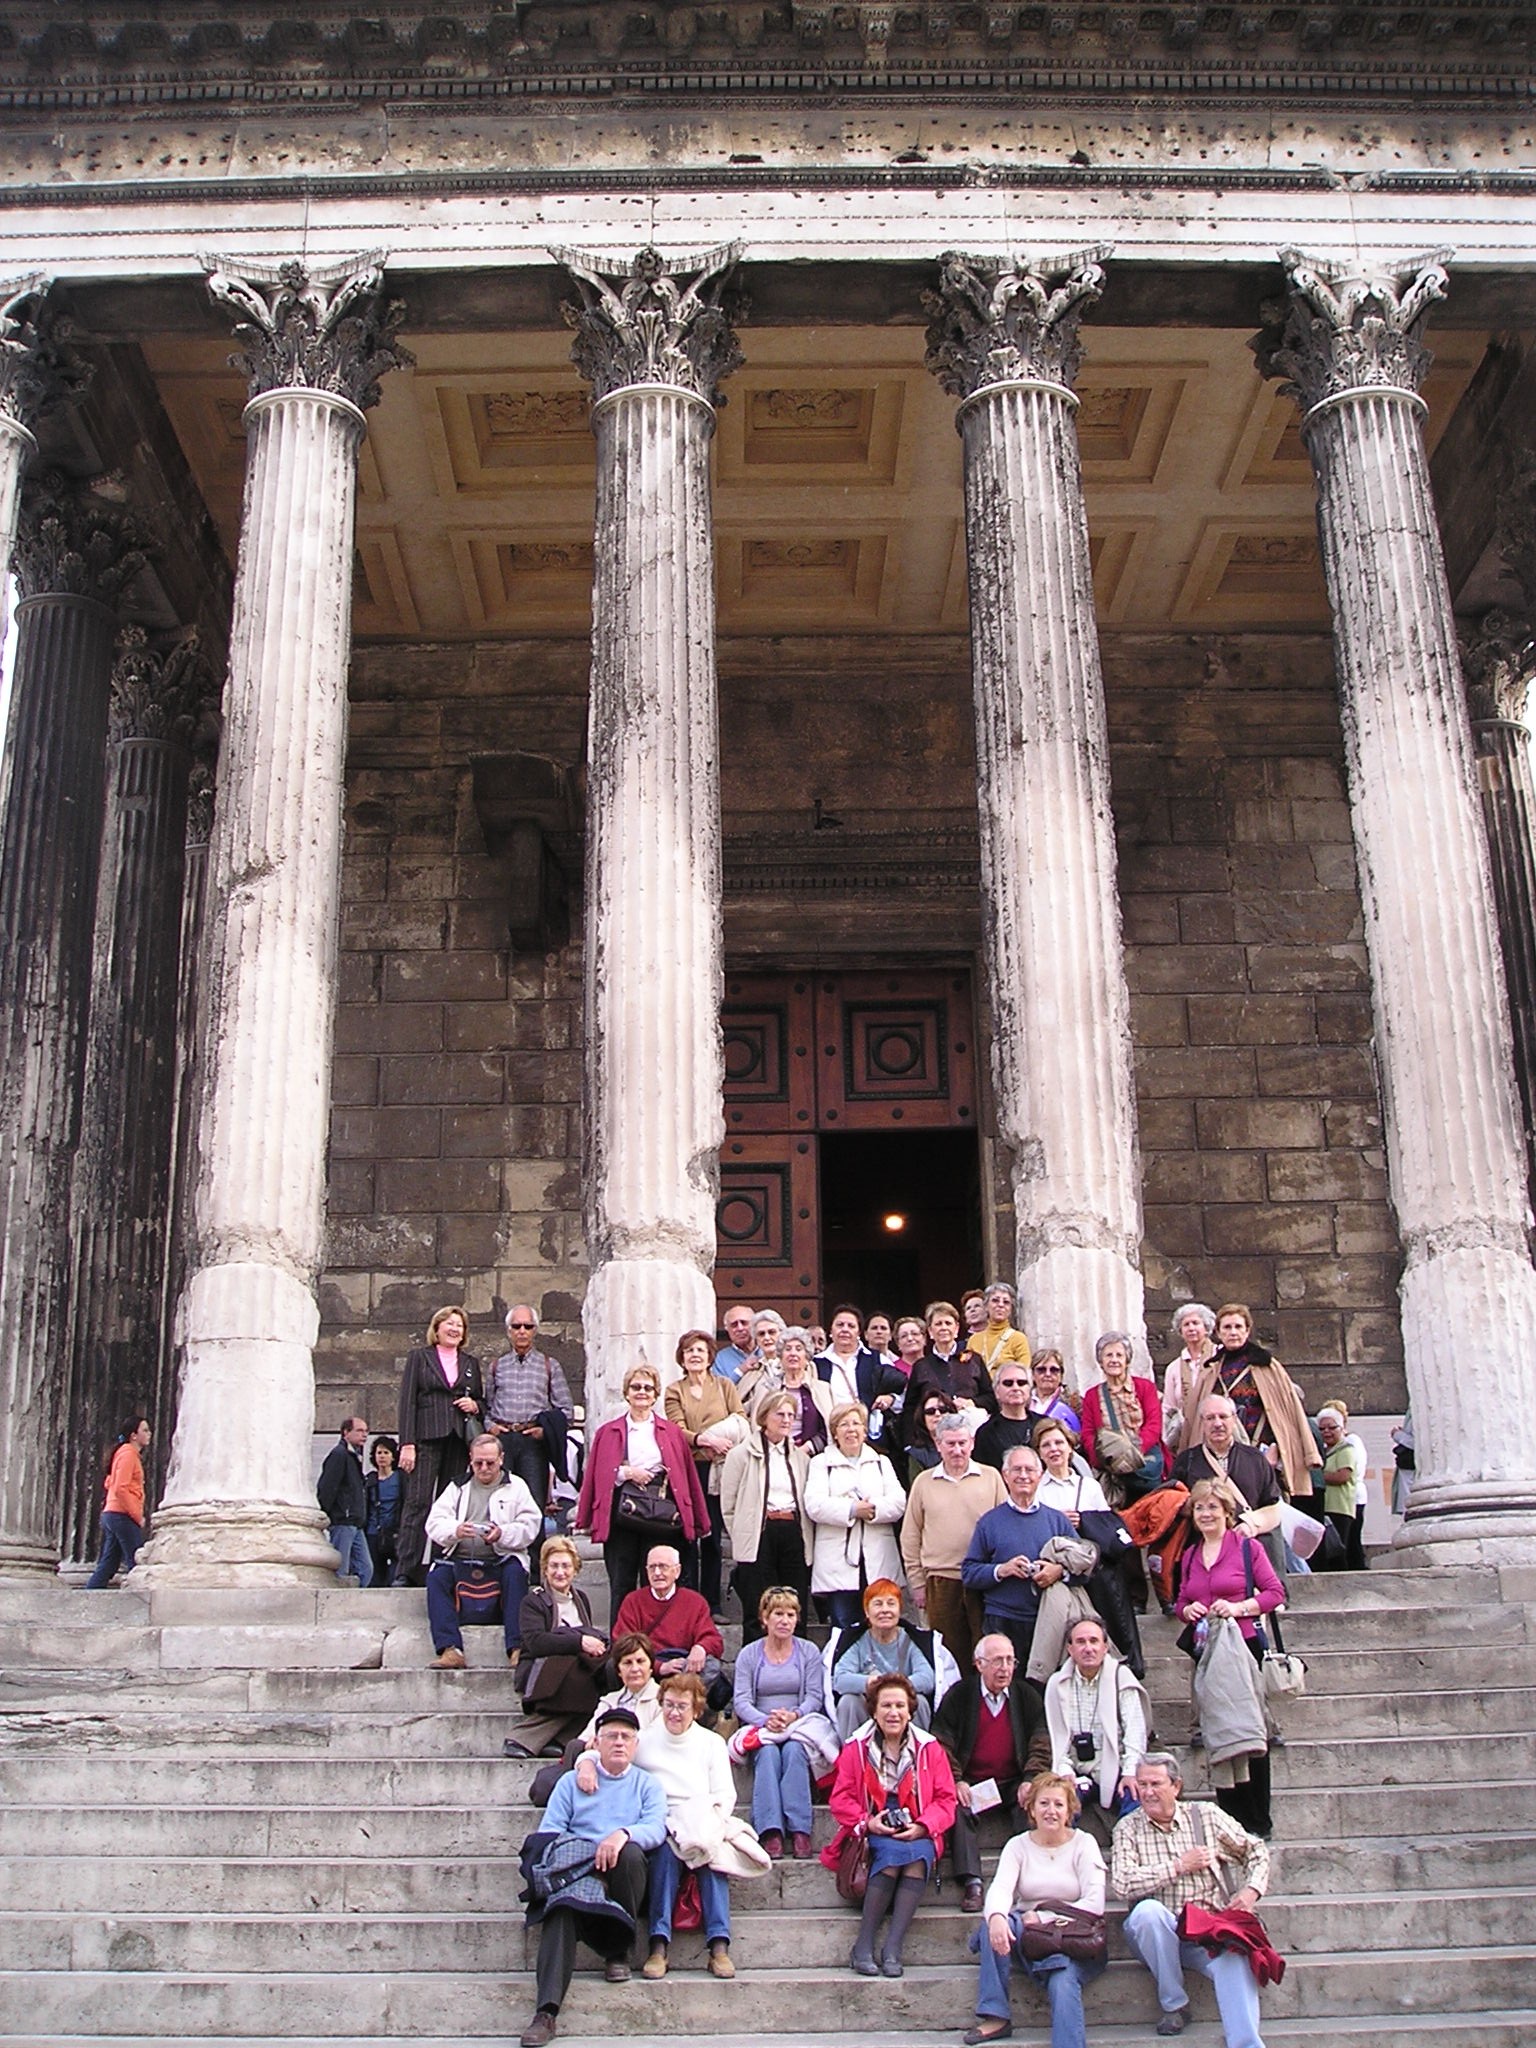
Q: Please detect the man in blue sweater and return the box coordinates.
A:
[961,1445,1076,1674]
[520,1706,668,2047]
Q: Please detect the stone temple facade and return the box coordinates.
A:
[0,0,1533,1584]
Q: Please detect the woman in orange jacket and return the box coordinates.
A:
[85,1416,151,1588]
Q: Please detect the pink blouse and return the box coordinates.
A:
[1178,1529,1284,1641]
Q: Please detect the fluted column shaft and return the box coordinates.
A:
[1470,704,1536,1196]
[61,634,208,1562]
[0,511,128,1570]
[0,414,33,600]
[926,252,1146,1382]
[560,246,740,1418]
[1259,253,1536,1561]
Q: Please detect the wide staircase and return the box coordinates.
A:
[1,1563,1533,2046]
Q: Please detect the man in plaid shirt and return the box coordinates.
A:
[1111,1752,1270,2045]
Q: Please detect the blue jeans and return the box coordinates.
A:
[646,1840,730,1943]
[85,1512,144,1589]
[823,1588,865,1629]
[328,1524,373,1586]
[751,1738,813,1837]
[1123,1899,1265,2048]
[974,1915,1105,2048]
[425,1555,528,1653]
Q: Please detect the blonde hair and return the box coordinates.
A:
[1023,1770,1082,1821]
[828,1401,869,1440]
[622,1363,661,1398]
[426,1304,469,1345]
[539,1534,582,1576]
[1187,1477,1242,1527]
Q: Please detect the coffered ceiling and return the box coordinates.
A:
[142,320,1485,642]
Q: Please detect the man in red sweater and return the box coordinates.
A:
[612,1545,728,1710]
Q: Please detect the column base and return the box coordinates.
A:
[0,1539,62,1579]
[1392,1479,1536,1567]
[132,1502,340,1588]
[582,1253,718,1420]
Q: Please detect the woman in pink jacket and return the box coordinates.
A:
[824,1672,958,1980]
[576,1362,709,1612]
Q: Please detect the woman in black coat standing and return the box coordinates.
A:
[396,1305,485,1585]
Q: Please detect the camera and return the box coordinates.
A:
[884,1804,913,1831]
[1070,1731,1097,1765]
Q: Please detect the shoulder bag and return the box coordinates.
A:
[834,1824,871,1904]
[1241,1538,1306,1698]
[1017,1901,1109,1965]
[614,1471,684,1534]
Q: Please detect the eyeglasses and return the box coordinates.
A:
[508,1320,535,1329]
[996,1379,1029,1389]
[922,1404,945,1416]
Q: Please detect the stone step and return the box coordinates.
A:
[1279,1602,1533,1649]
[1268,1729,1531,1785]
[1,1947,1532,2034]
[6,1885,1532,1971]
[1267,1776,1536,1833]
[19,2025,1536,2048]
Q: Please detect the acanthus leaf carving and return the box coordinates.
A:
[553,243,745,406]
[922,248,1110,400]
[14,470,148,605]
[1252,247,1451,415]
[203,254,413,411]
[0,276,92,432]
[109,624,218,747]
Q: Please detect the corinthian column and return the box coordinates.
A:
[139,258,409,1585]
[0,475,144,1573]
[61,628,214,1564]
[0,280,88,610]
[924,251,1146,1382]
[557,244,741,1418]
[1257,251,1536,1562]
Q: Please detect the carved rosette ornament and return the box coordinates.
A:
[204,255,412,411]
[1258,250,1536,1561]
[924,248,1148,1379]
[554,243,744,406]
[922,248,1109,400]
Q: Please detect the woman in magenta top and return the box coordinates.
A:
[1177,1477,1285,1836]
[1077,1331,1165,1494]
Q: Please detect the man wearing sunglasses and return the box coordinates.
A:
[487,1304,575,1548]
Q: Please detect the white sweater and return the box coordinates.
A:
[983,1830,1106,1921]
[636,1719,736,1821]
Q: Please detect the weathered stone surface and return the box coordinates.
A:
[1260,250,1536,1562]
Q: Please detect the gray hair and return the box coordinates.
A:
[1139,1751,1183,1784]
[933,1411,977,1442]
[780,1325,811,1353]
[1170,1302,1216,1340]
[754,1309,787,1336]
[984,1280,1015,1304]
[1094,1330,1134,1364]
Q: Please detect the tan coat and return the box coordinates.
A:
[1179,1352,1315,1497]
[719,1431,814,1566]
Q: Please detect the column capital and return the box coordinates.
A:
[0,276,91,433]
[203,255,412,412]
[922,248,1109,401]
[109,624,218,747]
[1462,612,1534,728]
[1252,248,1451,417]
[14,471,148,606]
[554,243,745,407]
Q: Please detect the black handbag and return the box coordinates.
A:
[1076,1507,1137,1562]
[1018,1902,1109,1965]
[614,1472,684,1534]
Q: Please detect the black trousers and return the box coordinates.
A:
[682,1486,726,1613]
[602,1521,699,1616]
[734,1518,810,1643]
[533,1843,649,2012]
[397,1434,470,1585]
[949,1778,1024,1882]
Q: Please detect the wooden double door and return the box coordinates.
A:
[715,969,979,1326]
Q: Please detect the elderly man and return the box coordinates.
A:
[612,1544,728,1709]
[1173,1395,1286,1580]
[961,1446,1077,1672]
[316,1416,372,1585]
[902,1410,1006,1671]
[973,1362,1048,1474]
[519,1704,668,2048]
[713,1303,756,1383]
[423,1435,542,1669]
[1044,1614,1150,1849]
[1112,1752,1272,2045]
[931,1633,1051,1913]
[485,1305,574,1528]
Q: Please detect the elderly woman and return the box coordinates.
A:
[1178,1302,1317,1501]
[395,1305,485,1585]
[1178,1478,1285,1837]
[1026,1350,1080,1428]
[1163,1302,1217,1451]
[965,1771,1107,2047]
[741,1330,833,1456]
[806,1402,908,1630]
[825,1672,958,1978]
[731,1585,834,1858]
[575,1363,709,1612]
[1033,1417,1145,1677]
[1078,1333,1164,1501]
[627,1672,739,1979]
[721,1390,814,1640]
[905,1302,997,1440]
[508,1535,610,1757]
[665,1328,747,1615]
[966,1281,1032,1381]
[826,1576,959,1736]
[526,1630,663,1801]
[1318,1399,1368,1570]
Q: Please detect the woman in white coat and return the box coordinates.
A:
[805,1402,907,1629]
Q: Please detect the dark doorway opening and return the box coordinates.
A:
[818,1129,984,1321]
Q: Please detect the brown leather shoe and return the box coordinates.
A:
[791,1831,813,1860]
[707,1940,736,1979]
[962,1879,985,1914]
[603,1959,631,1984]
[520,2013,557,2048]
[760,1829,784,1860]
[642,1943,669,1980]
[433,1647,466,1669]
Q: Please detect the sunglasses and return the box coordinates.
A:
[508,1320,535,1329]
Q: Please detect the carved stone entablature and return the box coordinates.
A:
[0,278,90,434]
[723,823,980,896]
[1252,248,1451,416]
[555,244,745,408]
[14,471,148,606]
[922,249,1108,401]
[204,256,413,412]
[108,624,217,748]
